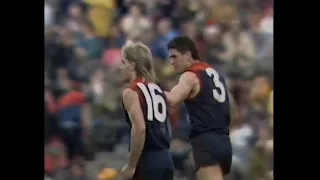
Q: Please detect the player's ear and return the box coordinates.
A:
[185,51,192,59]
[130,61,136,70]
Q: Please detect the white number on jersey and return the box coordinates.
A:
[136,83,167,123]
[205,68,226,103]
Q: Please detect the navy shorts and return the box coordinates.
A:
[133,150,174,180]
[190,132,232,175]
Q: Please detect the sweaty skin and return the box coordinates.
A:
[122,88,146,168]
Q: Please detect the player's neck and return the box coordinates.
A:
[129,73,146,83]
[129,73,137,83]
[186,59,200,68]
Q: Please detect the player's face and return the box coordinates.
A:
[119,56,134,82]
[169,49,190,73]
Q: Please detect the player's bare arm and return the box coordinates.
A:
[165,71,199,107]
[123,88,146,168]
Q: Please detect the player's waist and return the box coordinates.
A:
[189,127,229,139]
[141,149,173,163]
[143,139,171,152]
[140,149,173,168]
[143,146,170,153]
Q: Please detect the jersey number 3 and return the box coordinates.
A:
[205,68,226,103]
[137,83,167,123]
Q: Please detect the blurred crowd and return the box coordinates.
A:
[44,0,273,179]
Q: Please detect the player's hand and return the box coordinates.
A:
[120,164,135,179]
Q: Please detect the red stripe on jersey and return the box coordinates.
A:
[184,62,212,101]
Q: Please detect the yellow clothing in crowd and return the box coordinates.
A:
[85,0,115,38]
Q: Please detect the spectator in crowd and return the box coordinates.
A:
[120,1,152,39]
[222,18,256,74]
[85,0,116,39]
[170,0,195,28]
[230,116,254,180]
[248,9,273,70]
[203,24,227,69]
[63,2,86,34]
[154,18,179,60]
[102,24,125,68]
[75,20,104,61]
[45,1,55,30]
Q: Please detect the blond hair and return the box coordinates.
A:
[122,41,156,81]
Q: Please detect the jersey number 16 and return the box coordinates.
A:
[137,83,167,123]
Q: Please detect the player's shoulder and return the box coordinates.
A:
[123,79,145,98]
[122,88,139,109]
[187,62,224,78]
[130,79,162,90]
[125,78,146,92]
[122,87,135,97]
[180,71,198,81]
[123,78,161,98]
[181,62,212,84]
[185,61,212,73]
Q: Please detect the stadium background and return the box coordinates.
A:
[44,0,273,179]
